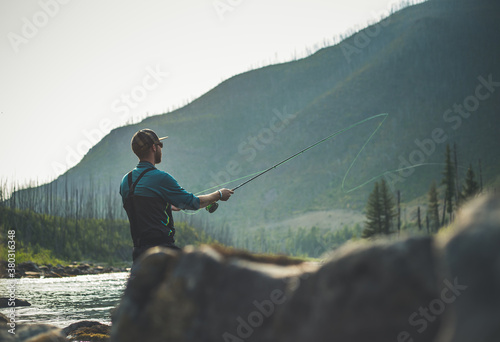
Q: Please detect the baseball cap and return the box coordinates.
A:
[131,129,168,153]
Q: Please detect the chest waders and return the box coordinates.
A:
[123,168,176,254]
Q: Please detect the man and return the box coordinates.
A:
[120,128,233,262]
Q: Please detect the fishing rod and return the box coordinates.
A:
[205,126,347,214]
[200,113,390,214]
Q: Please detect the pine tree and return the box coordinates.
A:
[441,144,456,223]
[428,181,440,232]
[362,180,395,238]
[362,182,383,238]
[379,179,396,235]
[462,164,480,202]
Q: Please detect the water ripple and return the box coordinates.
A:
[0,272,129,328]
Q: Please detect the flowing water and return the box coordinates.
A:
[0,272,129,328]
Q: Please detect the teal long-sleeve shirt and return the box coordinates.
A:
[119,161,200,210]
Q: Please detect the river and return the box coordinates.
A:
[0,272,129,328]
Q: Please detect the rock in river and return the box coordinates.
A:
[0,298,31,308]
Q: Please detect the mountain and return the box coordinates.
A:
[17,0,500,236]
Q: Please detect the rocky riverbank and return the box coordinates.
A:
[0,315,112,342]
[0,261,130,279]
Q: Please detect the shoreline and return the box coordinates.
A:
[0,260,130,279]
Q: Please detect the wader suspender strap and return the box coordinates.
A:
[127,167,155,197]
[126,167,155,246]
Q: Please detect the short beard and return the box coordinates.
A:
[154,148,162,164]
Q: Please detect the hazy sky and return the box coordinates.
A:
[0,0,421,187]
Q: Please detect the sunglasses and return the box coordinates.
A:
[156,142,163,148]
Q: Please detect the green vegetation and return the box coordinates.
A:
[2,244,67,266]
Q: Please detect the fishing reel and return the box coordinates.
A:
[206,202,219,213]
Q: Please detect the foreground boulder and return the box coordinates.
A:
[111,194,500,342]
[111,245,314,342]
[436,194,500,342]
[274,237,442,342]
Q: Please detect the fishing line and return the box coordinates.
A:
[202,113,390,194]
[181,113,387,214]
[180,112,453,214]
